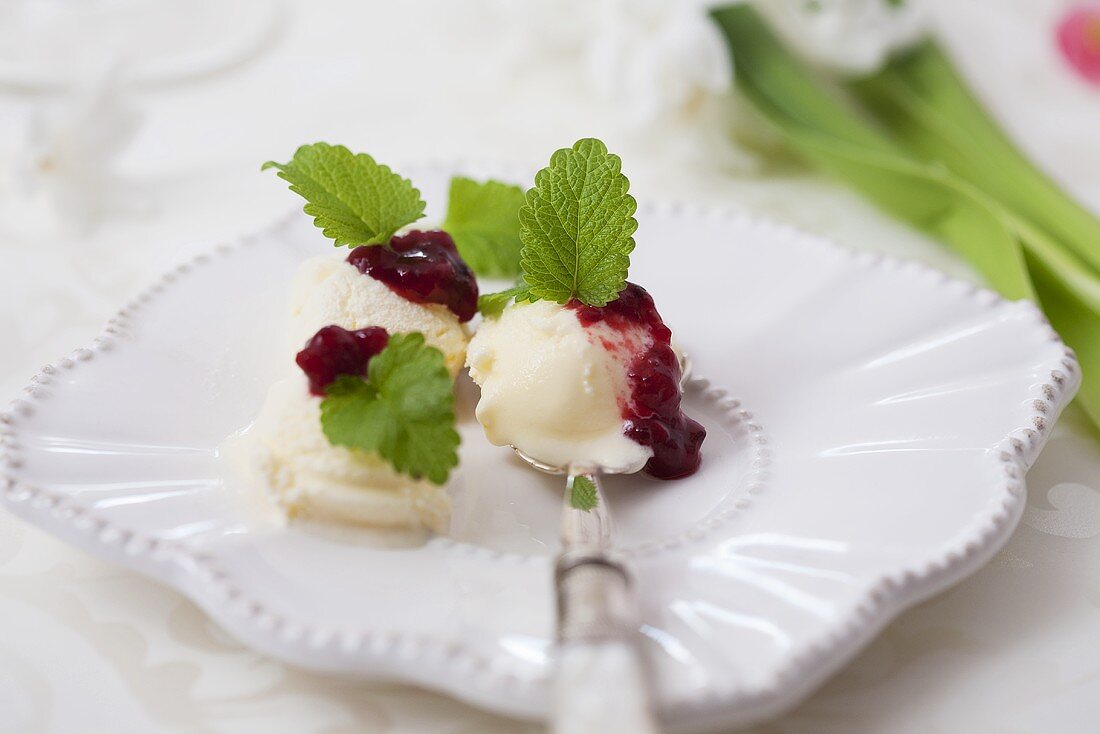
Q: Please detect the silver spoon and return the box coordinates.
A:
[510,355,691,734]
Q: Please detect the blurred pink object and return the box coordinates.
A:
[1057,2,1100,85]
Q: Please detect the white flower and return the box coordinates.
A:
[583,0,731,125]
[473,0,753,170]
[0,64,148,238]
[754,0,929,74]
[582,0,755,170]
[455,0,927,170]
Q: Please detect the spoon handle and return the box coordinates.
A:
[552,472,661,734]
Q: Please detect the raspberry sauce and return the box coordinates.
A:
[346,230,478,322]
[296,325,389,396]
[569,283,705,479]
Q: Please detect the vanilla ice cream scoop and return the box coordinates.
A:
[229,240,476,533]
[289,255,470,376]
[235,379,450,533]
[467,283,705,480]
[466,299,653,473]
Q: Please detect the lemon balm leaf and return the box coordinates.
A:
[443,177,526,278]
[569,475,599,511]
[320,333,458,484]
[519,138,637,306]
[477,284,533,317]
[263,143,425,247]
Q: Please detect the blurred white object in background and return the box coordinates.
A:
[754,0,929,73]
[477,0,752,171]
[0,63,147,238]
[585,0,730,125]
[0,0,285,238]
[478,0,928,172]
[0,0,282,91]
[584,0,753,171]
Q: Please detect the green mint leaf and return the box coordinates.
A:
[518,138,637,306]
[443,177,525,278]
[319,333,459,484]
[263,142,425,247]
[477,284,532,318]
[569,475,599,511]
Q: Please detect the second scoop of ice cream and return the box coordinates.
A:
[236,378,450,532]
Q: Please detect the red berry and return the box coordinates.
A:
[296,325,389,396]
[569,283,705,480]
[346,230,478,322]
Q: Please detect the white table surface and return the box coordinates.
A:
[2,1,1100,732]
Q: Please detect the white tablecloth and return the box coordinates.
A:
[3,1,1100,731]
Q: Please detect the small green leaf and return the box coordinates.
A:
[569,475,599,511]
[263,142,425,247]
[320,333,459,484]
[443,177,526,278]
[519,138,637,306]
[477,284,532,318]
